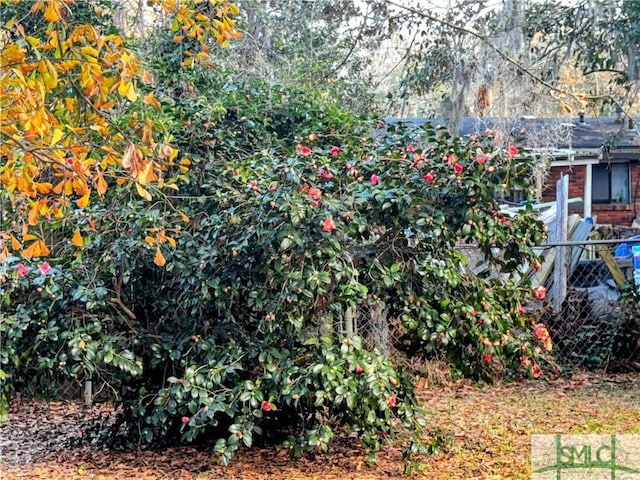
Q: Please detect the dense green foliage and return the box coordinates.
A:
[1,20,556,464]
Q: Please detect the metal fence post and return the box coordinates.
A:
[553,175,569,312]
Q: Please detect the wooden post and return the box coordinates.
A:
[591,232,627,286]
[84,380,93,407]
[343,306,354,338]
[552,175,569,312]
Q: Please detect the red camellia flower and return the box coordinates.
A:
[483,354,492,362]
[423,172,435,183]
[406,144,415,153]
[370,174,380,186]
[355,365,363,374]
[17,263,28,278]
[388,394,398,407]
[534,286,547,300]
[308,187,322,202]
[322,217,336,233]
[181,416,189,423]
[261,401,272,412]
[507,144,519,159]
[453,163,464,174]
[178,378,184,385]
[39,262,51,275]
[299,145,312,156]
[318,168,333,180]
[329,146,341,157]
[532,365,541,379]
[518,306,526,314]
[476,153,487,165]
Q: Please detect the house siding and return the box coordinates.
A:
[542,162,640,225]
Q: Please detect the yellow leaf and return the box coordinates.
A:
[44,58,58,88]
[26,36,41,47]
[126,83,138,102]
[71,230,84,247]
[23,234,38,242]
[50,128,64,147]
[135,182,152,201]
[166,236,176,248]
[76,192,90,208]
[179,211,190,223]
[153,246,166,267]
[145,236,156,244]
[118,80,138,102]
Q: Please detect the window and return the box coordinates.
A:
[592,162,630,204]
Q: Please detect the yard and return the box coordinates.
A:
[1,371,638,480]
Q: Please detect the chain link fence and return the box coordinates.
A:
[350,237,640,374]
[538,239,640,372]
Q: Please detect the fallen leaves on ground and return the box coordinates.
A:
[1,372,638,480]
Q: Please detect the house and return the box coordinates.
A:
[387,115,640,226]
[533,116,640,226]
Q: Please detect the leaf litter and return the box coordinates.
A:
[1,371,638,480]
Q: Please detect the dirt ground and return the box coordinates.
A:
[1,372,639,480]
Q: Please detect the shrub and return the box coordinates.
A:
[1,59,555,461]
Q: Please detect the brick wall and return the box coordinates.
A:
[541,162,640,226]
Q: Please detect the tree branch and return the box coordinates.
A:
[383,0,564,95]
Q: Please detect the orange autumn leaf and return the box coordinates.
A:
[10,235,22,251]
[28,207,39,226]
[22,239,49,259]
[137,161,157,185]
[71,230,84,247]
[153,246,166,267]
[96,171,108,195]
[2,0,240,253]
[0,245,9,262]
[143,92,161,109]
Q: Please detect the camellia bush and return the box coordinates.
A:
[1,16,555,464]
